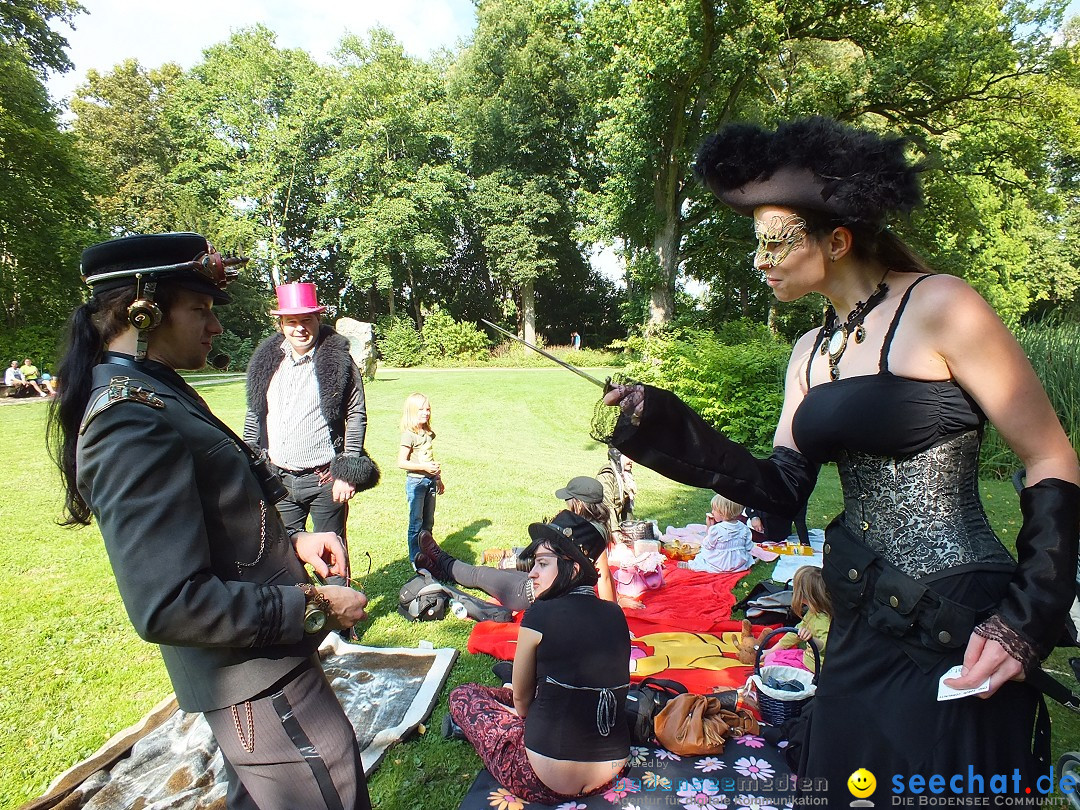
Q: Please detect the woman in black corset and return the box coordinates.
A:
[604,117,1079,803]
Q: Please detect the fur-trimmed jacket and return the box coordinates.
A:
[244,325,373,487]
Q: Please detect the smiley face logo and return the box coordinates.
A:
[848,768,876,798]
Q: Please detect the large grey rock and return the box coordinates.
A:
[335,318,377,381]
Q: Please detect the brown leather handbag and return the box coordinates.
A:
[653,693,761,756]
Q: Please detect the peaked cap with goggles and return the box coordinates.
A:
[81,233,248,361]
[81,232,246,305]
[693,116,924,229]
[524,509,607,573]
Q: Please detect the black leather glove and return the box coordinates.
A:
[975,477,1080,671]
[610,384,818,519]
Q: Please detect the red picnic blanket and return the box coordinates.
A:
[466,562,774,693]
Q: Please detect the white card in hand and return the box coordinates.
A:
[937,664,990,701]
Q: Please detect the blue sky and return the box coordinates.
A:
[47,0,1080,107]
[46,0,478,105]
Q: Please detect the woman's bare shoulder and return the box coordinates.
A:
[903,273,1002,333]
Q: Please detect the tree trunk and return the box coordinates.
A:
[388,286,396,319]
[649,217,678,329]
[521,278,536,354]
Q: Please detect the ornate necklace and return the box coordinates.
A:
[818,279,890,380]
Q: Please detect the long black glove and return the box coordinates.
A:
[610,384,818,520]
[975,478,1080,671]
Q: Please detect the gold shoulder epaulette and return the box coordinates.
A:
[79,376,165,435]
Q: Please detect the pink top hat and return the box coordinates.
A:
[270,282,327,316]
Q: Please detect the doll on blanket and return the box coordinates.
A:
[761,566,830,672]
[680,494,754,573]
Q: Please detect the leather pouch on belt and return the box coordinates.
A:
[822,526,877,610]
[867,569,926,637]
[916,596,976,654]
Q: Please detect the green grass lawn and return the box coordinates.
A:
[1,368,1077,808]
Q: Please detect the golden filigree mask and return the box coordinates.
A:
[753,213,807,268]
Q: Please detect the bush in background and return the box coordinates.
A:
[981,317,1080,479]
[420,308,489,362]
[0,322,66,372]
[377,317,424,367]
[214,330,256,371]
[489,341,621,368]
[621,321,790,454]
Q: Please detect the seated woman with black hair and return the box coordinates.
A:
[445,510,631,805]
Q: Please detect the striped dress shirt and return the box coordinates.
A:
[265,341,335,471]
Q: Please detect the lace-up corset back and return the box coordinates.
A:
[791,275,1014,579]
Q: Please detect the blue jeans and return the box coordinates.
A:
[405,475,437,562]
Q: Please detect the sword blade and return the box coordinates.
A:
[481,319,608,390]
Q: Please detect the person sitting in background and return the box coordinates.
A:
[38,369,57,395]
[5,361,29,394]
[445,511,630,805]
[762,566,830,672]
[18,358,48,396]
[682,494,754,573]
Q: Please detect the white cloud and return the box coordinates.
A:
[47,0,476,105]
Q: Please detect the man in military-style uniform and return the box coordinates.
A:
[50,232,371,810]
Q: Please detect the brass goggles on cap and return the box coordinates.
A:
[754,213,807,268]
[82,245,248,290]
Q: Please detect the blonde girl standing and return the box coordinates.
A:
[399,393,444,565]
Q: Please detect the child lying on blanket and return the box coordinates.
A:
[761,566,831,672]
[679,494,754,573]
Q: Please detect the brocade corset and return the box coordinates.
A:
[836,430,1015,579]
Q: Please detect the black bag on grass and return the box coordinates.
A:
[398,572,513,623]
[398,573,451,621]
[624,677,688,744]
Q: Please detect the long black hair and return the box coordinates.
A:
[46,284,175,525]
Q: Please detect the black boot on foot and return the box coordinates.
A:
[491,661,513,685]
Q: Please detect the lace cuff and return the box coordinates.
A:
[614,384,645,425]
[973,614,1039,673]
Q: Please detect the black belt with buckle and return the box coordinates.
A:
[278,463,331,477]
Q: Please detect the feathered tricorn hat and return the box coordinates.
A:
[693,116,924,229]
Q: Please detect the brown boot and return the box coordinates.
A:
[413,530,456,583]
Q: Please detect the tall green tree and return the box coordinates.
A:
[0,0,82,76]
[314,29,466,324]
[71,59,184,234]
[168,26,333,294]
[0,0,94,339]
[450,0,595,344]
[582,0,1080,329]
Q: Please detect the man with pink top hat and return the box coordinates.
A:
[245,282,377,578]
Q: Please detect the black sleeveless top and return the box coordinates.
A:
[790,275,1013,579]
[791,275,984,464]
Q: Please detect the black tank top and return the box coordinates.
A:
[791,275,984,464]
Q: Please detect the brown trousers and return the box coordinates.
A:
[205,661,371,810]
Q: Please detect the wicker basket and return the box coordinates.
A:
[749,627,819,725]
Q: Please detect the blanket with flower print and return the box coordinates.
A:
[457,736,798,810]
